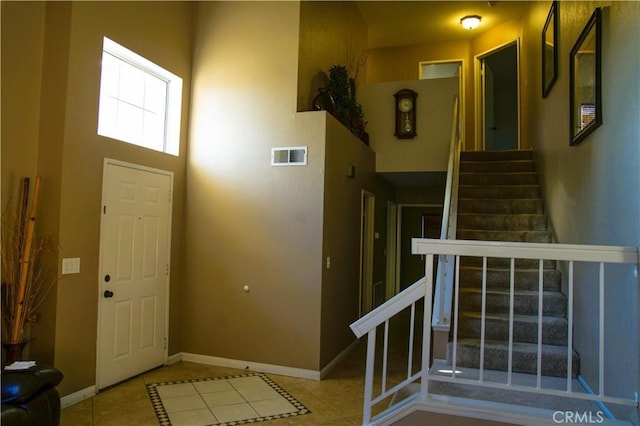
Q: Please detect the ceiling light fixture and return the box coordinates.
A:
[460,15,482,30]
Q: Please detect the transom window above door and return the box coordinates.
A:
[97,37,182,156]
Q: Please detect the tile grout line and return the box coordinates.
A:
[146,372,311,426]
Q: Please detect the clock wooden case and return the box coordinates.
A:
[394,89,417,139]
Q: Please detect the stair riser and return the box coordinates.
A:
[460,256,556,270]
[458,199,544,214]
[459,173,538,186]
[459,290,567,317]
[457,214,548,231]
[460,150,534,162]
[459,268,561,291]
[458,317,568,345]
[446,344,579,377]
[457,230,552,243]
[460,161,535,173]
[458,186,542,200]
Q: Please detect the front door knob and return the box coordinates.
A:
[104,290,114,298]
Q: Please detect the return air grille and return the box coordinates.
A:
[271,146,307,166]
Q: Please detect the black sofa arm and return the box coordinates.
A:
[2,366,63,403]
[2,365,64,426]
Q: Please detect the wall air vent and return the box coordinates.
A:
[271,146,307,166]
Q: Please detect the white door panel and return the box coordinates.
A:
[98,161,171,389]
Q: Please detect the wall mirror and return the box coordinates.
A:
[542,1,558,98]
[570,8,602,146]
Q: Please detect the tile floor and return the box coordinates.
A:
[148,374,308,425]
[61,339,376,426]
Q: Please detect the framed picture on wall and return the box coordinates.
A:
[542,1,558,98]
[570,8,602,146]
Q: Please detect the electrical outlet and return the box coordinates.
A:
[62,258,80,275]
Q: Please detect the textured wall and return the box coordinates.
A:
[2,1,193,396]
[297,1,368,112]
[358,78,459,173]
[522,2,639,419]
[187,1,325,370]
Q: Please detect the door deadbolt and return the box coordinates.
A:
[104,274,111,282]
[104,290,114,298]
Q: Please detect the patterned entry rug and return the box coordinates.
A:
[146,373,310,426]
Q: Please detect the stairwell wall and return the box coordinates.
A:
[522,2,640,419]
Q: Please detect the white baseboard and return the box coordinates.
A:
[166,352,181,365]
[181,340,359,382]
[60,344,356,409]
[60,385,96,409]
[180,352,322,381]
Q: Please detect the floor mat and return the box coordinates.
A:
[146,372,310,426]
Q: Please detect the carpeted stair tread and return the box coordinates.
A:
[459,172,538,186]
[458,185,542,200]
[459,288,567,317]
[456,229,552,243]
[457,213,548,231]
[460,150,534,162]
[452,149,577,379]
[446,338,580,377]
[458,312,568,345]
[459,267,561,291]
[460,160,535,173]
[460,256,556,270]
[458,198,544,214]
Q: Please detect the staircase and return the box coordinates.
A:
[448,149,579,377]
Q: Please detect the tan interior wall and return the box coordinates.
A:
[522,2,639,419]
[366,40,474,151]
[320,115,376,366]
[0,0,57,364]
[358,78,458,173]
[1,1,44,205]
[2,1,192,396]
[186,1,325,371]
[297,1,367,112]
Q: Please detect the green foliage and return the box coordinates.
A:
[326,65,365,137]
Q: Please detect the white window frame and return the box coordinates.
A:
[98,37,182,156]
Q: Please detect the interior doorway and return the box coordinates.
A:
[359,191,375,315]
[477,42,519,151]
[420,59,465,144]
[396,204,442,293]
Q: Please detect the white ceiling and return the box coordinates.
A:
[356,1,528,49]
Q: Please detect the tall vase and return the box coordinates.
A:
[2,341,27,366]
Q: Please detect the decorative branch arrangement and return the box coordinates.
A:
[1,176,56,347]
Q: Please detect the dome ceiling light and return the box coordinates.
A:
[460,15,482,30]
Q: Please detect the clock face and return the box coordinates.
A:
[398,98,413,113]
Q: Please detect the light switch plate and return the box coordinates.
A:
[62,258,80,275]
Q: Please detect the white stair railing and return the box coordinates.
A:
[350,239,639,426]
[432,95,461,331]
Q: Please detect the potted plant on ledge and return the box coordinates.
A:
[325,64,368,143]
[1,177,57,365]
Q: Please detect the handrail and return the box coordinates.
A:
[413,238,639,263]
[350,277,425,338]
[350,238,639,425]
[432,95,461,331]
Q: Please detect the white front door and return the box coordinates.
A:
[97,160,172,389]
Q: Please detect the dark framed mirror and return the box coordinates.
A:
[570,8,602,146]
[542,1,558,98]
